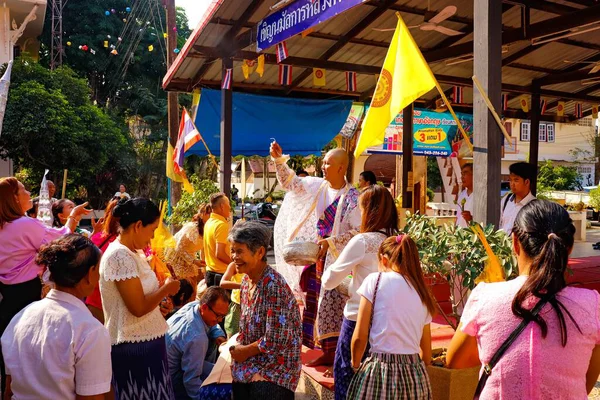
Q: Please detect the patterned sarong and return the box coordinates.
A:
[347,353,432,400]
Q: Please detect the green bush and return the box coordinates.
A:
[168,176,220,226]
[427,188,435,202]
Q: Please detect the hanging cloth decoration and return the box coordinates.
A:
[242,59,256,80]
[222,68,233,90]
[540,99,547,114]
[575,103,583,118]
[346,71,357,92]
[519,96,529,113]
[313,68,326,86]
[557,101,565,117]
[501,94,508,111]
[279,65,292,86]
[276,41,289,63]
[256,54,265,77]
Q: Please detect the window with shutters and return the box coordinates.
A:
[539,124,547,142]
[520,122,530,142]
[547,124,555,142]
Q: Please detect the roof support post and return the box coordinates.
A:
[473,0,503,227]
[220,58,233,198]
[529,85,541,195]
[402,104,414,210]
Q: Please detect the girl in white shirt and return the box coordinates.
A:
[100,198,180,400]
[321,185,398,400]
[347,234,436,400]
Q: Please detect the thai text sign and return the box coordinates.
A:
[366,108,474,156]
[257,0,366,52]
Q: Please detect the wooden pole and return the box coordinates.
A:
[220,58,233,198]
[435,82,473,152]
[473,0,503,227]
[530,85,541,195]
[472,75,514,149]
[61,169,67,198]
[402,104,413,210]
[165,0,181,206]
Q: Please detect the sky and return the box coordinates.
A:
[178,0,212,29]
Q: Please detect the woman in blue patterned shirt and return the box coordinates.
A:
[227,221,302,399]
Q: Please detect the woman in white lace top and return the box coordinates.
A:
[99,198,180,400]
[321,185,398,400]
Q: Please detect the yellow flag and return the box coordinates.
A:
[592,105,599,119]
[190,88,201,121]
[354,14,436,157]
[241,59,256,80]
[166,143,182,183]
[313,68,326,86]
[166,143,194,193]
[519,96,529,113]
[256,55,265,77]
[301,27,314,38]
[557,101,565,117]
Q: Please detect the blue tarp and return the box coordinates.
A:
[190,89,353,157]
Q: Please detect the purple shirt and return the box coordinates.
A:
[0,217,69,285]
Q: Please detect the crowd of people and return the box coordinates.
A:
[0,142,600,400]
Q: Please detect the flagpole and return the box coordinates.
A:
[434,82,474,153]
[472,75,515,150]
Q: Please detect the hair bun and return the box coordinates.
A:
[112,198,133,218]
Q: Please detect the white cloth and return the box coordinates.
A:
[321,232,387,321]
[1,289,112,399]
[358,272,432,354]
[100,240,168,345]
[455,189,474,228]
[499,192,536,233]
[114,191,131,199]
[272,156,361,297]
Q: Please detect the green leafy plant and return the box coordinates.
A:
[402,212,515,328]
[167,175,220,226]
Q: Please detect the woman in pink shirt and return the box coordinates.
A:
[447,200,600,399]
[0,177,90,392]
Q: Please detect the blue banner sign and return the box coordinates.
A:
[257,0,366,52]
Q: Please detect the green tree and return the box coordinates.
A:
[0,60,134,207]
[537,160,582,192]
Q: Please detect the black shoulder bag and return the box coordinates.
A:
[473,294,554,399]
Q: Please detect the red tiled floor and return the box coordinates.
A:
[300,255,600,393]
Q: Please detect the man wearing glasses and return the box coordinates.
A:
[166,286,230,400]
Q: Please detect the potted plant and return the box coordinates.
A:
[402,212,515,400]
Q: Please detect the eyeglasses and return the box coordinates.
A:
[207,304,227,321]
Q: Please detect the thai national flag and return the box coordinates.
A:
[540,99,547,114]
[453,86,463,103]
[174,109,202,174]
[276,41,289,63]
[279,64,292,85]
[501,94,508,111]
[221,68,232,90]
[346,71,357,92]
[575,103,583,118]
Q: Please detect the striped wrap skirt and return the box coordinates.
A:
[347,353,432,400]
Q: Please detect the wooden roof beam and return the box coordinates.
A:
[424,4,600,63]
[190,1,265,88]
[546,82,600,111]
[535,62,600,86]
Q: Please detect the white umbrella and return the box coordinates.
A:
[0,61,13,137]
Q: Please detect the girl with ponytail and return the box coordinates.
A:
[447,200,600,399]
[347,234,436,400]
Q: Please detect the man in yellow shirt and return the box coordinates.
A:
[203,193,232,287]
